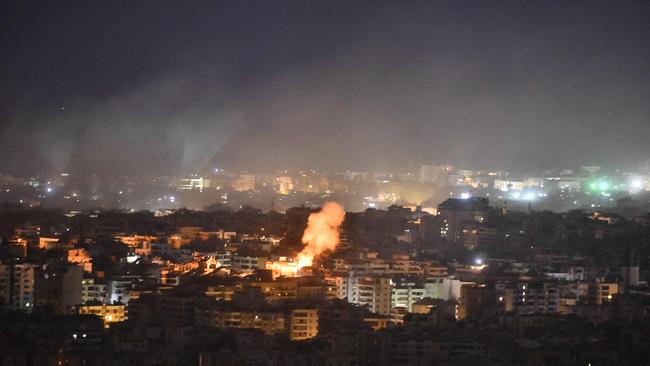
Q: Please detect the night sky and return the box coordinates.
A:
[1,0,649,176]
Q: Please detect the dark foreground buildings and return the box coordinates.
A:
[1,198,650,365]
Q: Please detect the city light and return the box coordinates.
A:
[1,1,647,360]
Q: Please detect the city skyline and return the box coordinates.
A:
[2,3,650,364]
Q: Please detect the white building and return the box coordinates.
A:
[337,275,392,315]
[178,177,209,191]
[391,282,426,312]
[107,276,138,304]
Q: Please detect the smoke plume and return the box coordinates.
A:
[297,202,346,268]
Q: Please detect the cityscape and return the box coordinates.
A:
[2,1,650,366]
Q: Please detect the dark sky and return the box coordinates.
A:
[1,0,649,176]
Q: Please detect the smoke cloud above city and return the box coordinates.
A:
[1,1,649,176]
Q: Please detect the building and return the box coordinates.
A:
[515,282,559,314]
[67,248,93,272]
[0,262,35,312]
[391,281,426,312]
[82,278,107,304]
[178,176,209,191]
[77,303,127,327]
[461,223,497,251]
[158,293,197,326]
[38,237,59,250]
[115,235,158,248]
[494,179,525,192]
[195,306,286,335]
[230,254,266,273]
[423,277,463,301]
[232,174,255,192]
[276,176,293,195]
[289,308,319,340]
[338,275,392,315]
[458,284,496,319]
[587,280,619,305]
[33,264,83,314]
[107,276,139,304]
[437,197,490,241]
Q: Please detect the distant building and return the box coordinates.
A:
[437,197,490,241]
[82,278,107,304]
[458,284,496,319]
[77,303,127,327]
[34,264,83,314]
[38,237,59,250]
[391,281,426,312]
[115,234,158,248]
[178,176,209,191]
[423,277,463,301]
[68,248,93,272]
[338,275,392,315]
[587,280,619,305]
[276,176,293,195]
[515,282,559,314]
[289,308,319,340]
[232,174,256,192]
[195,306,286,335]
[0,262,35,312]
[419,164,452,183]
[494,179,525,192]
[231,254,266,273]
[107,276,139,304]
[462,222,497,251]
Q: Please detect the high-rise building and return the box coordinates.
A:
[34,264,83,314]
[458,284,496,319]
[338,275,392,315]
[0,262,35,312]
[437,197,490,241]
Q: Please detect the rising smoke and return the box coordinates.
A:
[297,202,346,268]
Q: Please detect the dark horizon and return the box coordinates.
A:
[2,0,649,176]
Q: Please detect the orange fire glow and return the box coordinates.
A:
[266,260,300,277]
[296,202,345,268]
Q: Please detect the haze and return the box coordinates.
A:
[1,0,649,176]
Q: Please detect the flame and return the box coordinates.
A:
[297,202,345,268]
[266,260,300,278]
